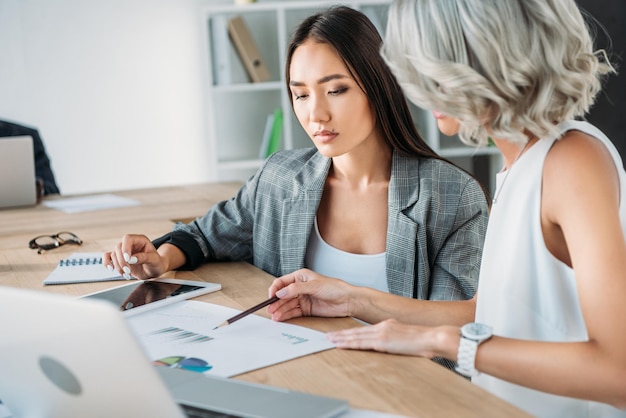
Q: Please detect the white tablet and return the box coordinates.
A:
[80,278,221,316]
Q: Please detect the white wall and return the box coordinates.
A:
[0,0,218,195]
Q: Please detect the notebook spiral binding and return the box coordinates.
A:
[59,257,103,267]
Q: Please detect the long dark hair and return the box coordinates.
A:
[285,5,441,160]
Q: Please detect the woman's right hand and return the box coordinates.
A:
[267,269,357,321]
[103,234,169,280]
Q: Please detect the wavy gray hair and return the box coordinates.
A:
[382,0,615,145]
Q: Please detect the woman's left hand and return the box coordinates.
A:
[327,319,459,359]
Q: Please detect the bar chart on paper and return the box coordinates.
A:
[127,301,335,377]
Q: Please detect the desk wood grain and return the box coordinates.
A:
[0,183,531,417]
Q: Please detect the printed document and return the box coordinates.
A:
[127,300,335,377]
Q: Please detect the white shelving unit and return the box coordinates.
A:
[202,0,501,192]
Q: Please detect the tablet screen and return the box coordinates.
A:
[82,280,208,312]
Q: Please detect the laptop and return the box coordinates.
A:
[0,287,349,418]
[0,136,37,209]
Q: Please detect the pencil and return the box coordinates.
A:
[212,295,280,330]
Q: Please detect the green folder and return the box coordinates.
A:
[265,108,283,157]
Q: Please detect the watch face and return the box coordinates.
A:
[463,322,493,339]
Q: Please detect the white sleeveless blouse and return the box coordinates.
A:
[474,121,626,417]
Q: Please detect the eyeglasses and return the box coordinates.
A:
[29,231,83,254]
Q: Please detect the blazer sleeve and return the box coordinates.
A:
[154,161,266,270]
[428,176,488,300]
[151,149,323,273]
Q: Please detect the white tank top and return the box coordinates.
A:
[305,218,388,292]
[474,121,626,418]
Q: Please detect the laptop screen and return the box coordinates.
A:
[0,136,37,209]
[0,287,349,418]
[0,287,186,418]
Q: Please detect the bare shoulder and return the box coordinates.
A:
[543,129,620,215]
[545,129,618,180]
[547,129,614,167]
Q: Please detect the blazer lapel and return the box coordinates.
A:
[279,153,330,275]
[386,152,420,297]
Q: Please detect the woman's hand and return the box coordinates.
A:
[327,319,459,359]
[103,234,170,280]
[267,269,357,321]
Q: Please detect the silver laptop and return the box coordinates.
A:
[0,136,37,209]
[0,287,349,418]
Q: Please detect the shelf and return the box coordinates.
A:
[203,0,501,193]
[204,0,395,14]
[439,146,500,158]
[218,159,264,170]
[211,81,283,93]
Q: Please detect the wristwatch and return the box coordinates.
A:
[455,322,493,378]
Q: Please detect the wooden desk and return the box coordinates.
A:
[0,183,531,417]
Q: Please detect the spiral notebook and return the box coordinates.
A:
[43,252,126,285]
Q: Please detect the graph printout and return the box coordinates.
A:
[126,300,335,377]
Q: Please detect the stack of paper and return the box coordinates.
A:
[42,194,140,214]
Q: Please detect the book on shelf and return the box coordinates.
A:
[227,15,271,83]
[210,14,249,85]
[43,252,126,285]
[258,112,275,159]
[259,108,283,158]
[266,108,283,157]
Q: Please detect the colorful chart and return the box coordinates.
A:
[154,356,213,373]
[127,300,336,378]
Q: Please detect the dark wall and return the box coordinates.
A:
[576,0,626,166]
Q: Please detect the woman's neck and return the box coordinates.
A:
[330,143,392,188]
[492,134,539,170]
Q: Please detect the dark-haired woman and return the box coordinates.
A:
[105,7,488,320]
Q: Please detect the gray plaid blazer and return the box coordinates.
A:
[170,147,488,301]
